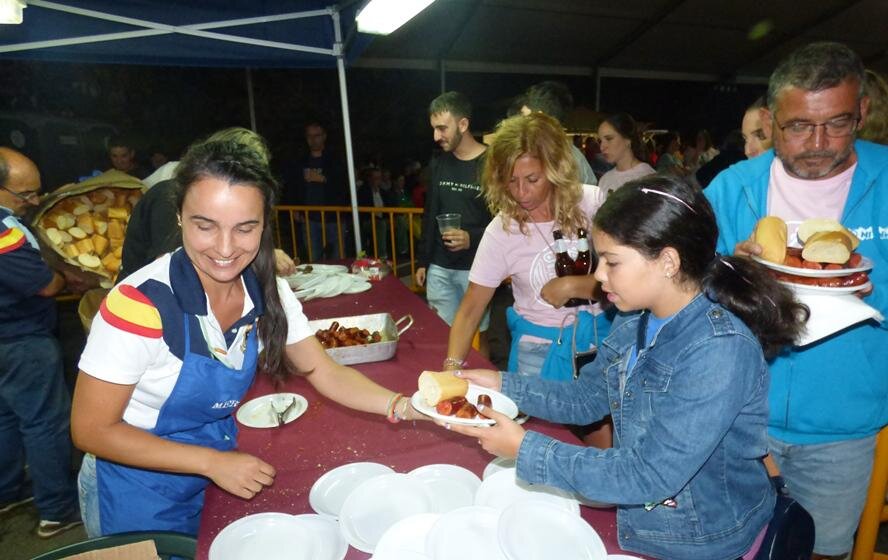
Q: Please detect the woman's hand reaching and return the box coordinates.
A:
[453,369,503,391]
[206,450,276,500]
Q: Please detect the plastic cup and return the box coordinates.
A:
[436,213,461,234]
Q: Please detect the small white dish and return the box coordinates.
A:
[407,464,481,513]
[411,385,519,426]
[235,393,308,429]
[338,473,435,553]
[295,264,349,274]
[482,457,516,480]
[474,468,580,515]
[372,513,440,559]
[780,280,872,295]
[343,278,372,294]
[497,501,607,560]
[752,254,873,278]
[294,514,348,560]
[209,512,321,560]
[309,462,395,518]
[424,506,507,560]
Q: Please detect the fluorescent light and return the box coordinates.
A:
[0,0,25,24]
[357,0,435,35]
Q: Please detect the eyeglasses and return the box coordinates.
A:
[0,185,41,203]
[774,114,860,141]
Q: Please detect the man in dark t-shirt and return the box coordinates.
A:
[416,92,492,353]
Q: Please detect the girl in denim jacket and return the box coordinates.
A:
[448,175,808,560]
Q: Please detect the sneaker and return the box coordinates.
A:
[0,496,34,514]
[36,513,83,538]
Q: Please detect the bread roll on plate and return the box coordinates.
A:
[753,216,787,264]
[418,370,468,406]
[802,231,852,264]
[798,217,859,249]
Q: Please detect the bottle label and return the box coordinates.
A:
[554,239,567,253]
[576,238,589,251]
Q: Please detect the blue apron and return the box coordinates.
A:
[506,306,609,381]
[96,315,259,536]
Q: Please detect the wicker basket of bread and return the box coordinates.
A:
[32,170,145,286]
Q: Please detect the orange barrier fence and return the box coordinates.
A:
[273,205,425,291]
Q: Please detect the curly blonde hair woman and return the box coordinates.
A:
[483,113,588,237]
[860,69,888,145]
[445,112,612,381]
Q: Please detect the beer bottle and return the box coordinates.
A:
[553,229,574,277]
[566,227,594,307]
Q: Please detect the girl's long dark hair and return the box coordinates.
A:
[175,130,297,383]
[593,175,809,358]
[602,112,647,163]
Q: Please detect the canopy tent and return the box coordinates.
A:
[354,0,888,105]
[0,0,373,254]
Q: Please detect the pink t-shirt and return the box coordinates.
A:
[470,185,606,335]
[767,158,855,242]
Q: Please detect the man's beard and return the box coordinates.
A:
[441,130,463,152]
[776,142,854,179]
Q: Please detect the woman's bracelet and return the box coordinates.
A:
[384,392,402,422]
[393,396,411,422]
[443,357,467,370]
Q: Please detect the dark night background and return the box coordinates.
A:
[0,58,766,190]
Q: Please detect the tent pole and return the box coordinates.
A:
[246,68,257,132]
[333,9,362,256]
[595,69,601,112]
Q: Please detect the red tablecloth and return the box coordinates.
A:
[197,274,633,559]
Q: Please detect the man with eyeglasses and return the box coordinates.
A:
[0,147,83,537]
[706,42,888,560]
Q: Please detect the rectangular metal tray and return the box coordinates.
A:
[307,312,413,365]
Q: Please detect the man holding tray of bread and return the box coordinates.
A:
[0,147,84,538]
[706,42,888,560]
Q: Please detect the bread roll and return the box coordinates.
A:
[802,231,852,264]
[418,370,469,406]
[798,217,859,249]
[753,216,788,264]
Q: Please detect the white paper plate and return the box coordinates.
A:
[372,513,440,559]
[606,556,646,560]
[482,457,516,480]
[407,464,481,513]
[293,286,317,300]
[781,280,872,295]
[288,272,330,290]
[424,506,507,560]
[372,552,432,560]
[498,501,607,560]
[343,278,372,294]
[752,254,873,278]
[411,385,519,426]
[338,473,435,553]
[296,264,349,274]
[293,514,348,560]
[309,462,395,518]
[235,393,308,429]
[209,512,329,560]
[474,469,580,515]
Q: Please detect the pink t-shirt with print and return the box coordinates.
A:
[767,158,855,243]
[470,184,606,333]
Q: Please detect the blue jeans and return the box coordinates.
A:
[309,220,340,261]
[426,264,490,330]
[769,434,876,555]
[0,335,78,520]
[77,453,101,537]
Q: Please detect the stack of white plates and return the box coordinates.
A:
[285,264,372,300]
[211,460,607,560]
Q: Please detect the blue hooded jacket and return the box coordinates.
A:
[705,140,888,444]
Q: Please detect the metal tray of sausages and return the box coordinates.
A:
[308,313,413,365]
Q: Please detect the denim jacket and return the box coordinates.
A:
[503,294,775,560]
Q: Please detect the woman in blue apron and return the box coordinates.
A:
[72,130,421,536]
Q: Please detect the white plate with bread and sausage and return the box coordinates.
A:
[411,371,518,426]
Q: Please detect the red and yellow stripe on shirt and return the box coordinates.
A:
[99,284,163,338]
[0,227,26,254]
